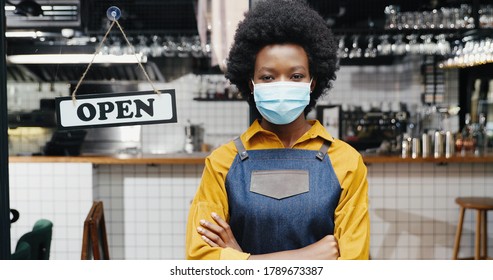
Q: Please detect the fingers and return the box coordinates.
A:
[211,213,235,239]
[199,213,231,241]
[200,219,226,238]
[326,235,338,244]
[211,212,229,229]
[322,235,338,245]
[197,212,229,248]
[199,213,244,252]
[197,224,226,247]
[197,212,242,252]
[201,235,219,247]
[325,235,340,258]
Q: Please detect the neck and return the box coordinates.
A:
[260,116,312,148]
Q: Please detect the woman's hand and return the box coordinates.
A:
[248,235,339,260]
[197,212,243,252]
[298,235,339,260]
[197,213,338,259]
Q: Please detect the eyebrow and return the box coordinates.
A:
[290,66,307,71]
[255,65,307,74]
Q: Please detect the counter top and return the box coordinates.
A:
[8,153,493,164]
[361,154,493,164]
[9,153,210,165]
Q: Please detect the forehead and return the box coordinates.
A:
[255,44,309,69]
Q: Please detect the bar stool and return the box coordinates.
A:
[453,197,493,260]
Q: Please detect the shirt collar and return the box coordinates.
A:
[244,119,335,144]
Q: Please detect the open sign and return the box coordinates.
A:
[56,90,177,130]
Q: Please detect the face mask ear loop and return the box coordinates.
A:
[250,79,255,95]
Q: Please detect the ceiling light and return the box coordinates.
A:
[6,54,148,64]
[4,31,38,38]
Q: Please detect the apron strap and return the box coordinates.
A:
[316,140,331,161]
[233,137,249,161]
[235,137,331,161]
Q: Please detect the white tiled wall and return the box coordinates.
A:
[90,161,493,260]
[9,163,93,259]
[368,162,493,259]
[7,83,70,112]
[122,165,200,259]
[8,161,493,260]
[93,164,202,260]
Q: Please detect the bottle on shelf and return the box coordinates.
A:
[206,77,216,99]
[473,113,488,156]
[214,76,225,100]
[461,113,475,156]
[470,79,480,123]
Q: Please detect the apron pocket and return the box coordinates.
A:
[250,170,309,199]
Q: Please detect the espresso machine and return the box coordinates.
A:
[340,103,409,152]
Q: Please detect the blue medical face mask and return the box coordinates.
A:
[252,79,312,125]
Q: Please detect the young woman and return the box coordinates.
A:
[186,0,369,260]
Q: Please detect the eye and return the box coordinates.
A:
[259,75,274,82]
[291,74,305,80]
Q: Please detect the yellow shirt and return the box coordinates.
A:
[186,119,370,260]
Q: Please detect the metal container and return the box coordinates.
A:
[184,122,204,153]
[434,131,444,158]
[401,137,411,158]
[445,131,455,158]
[422,133,431,158]
[412,137,421,159]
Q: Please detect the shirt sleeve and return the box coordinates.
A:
[333,153,370,260]
[185,148,251,260]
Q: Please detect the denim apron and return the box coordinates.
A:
[225,137,342,255]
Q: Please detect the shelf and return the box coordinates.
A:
[339,55,404,66]
[332,27,478,36]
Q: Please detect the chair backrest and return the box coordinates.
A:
[11,241,31,260]
[81,201,110,260]
[16,219,53,260]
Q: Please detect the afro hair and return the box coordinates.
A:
[225,0,338,117]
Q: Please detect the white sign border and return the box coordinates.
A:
[55,89,177,130]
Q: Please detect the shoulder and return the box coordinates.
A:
[329,138,366,174]
[330,138,361,158]
[205,139,239,171]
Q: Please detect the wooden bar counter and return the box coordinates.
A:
[8,152,493,260]
[8,153,493,165]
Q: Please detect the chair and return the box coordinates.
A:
[11,241,31,260]
[13,219,53,260]
[81,201,110,260]
[453,197,493,260]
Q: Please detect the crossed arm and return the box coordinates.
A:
[187,145,369,260]
[196,212,340,260]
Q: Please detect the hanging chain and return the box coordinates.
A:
[71,17,161,103]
